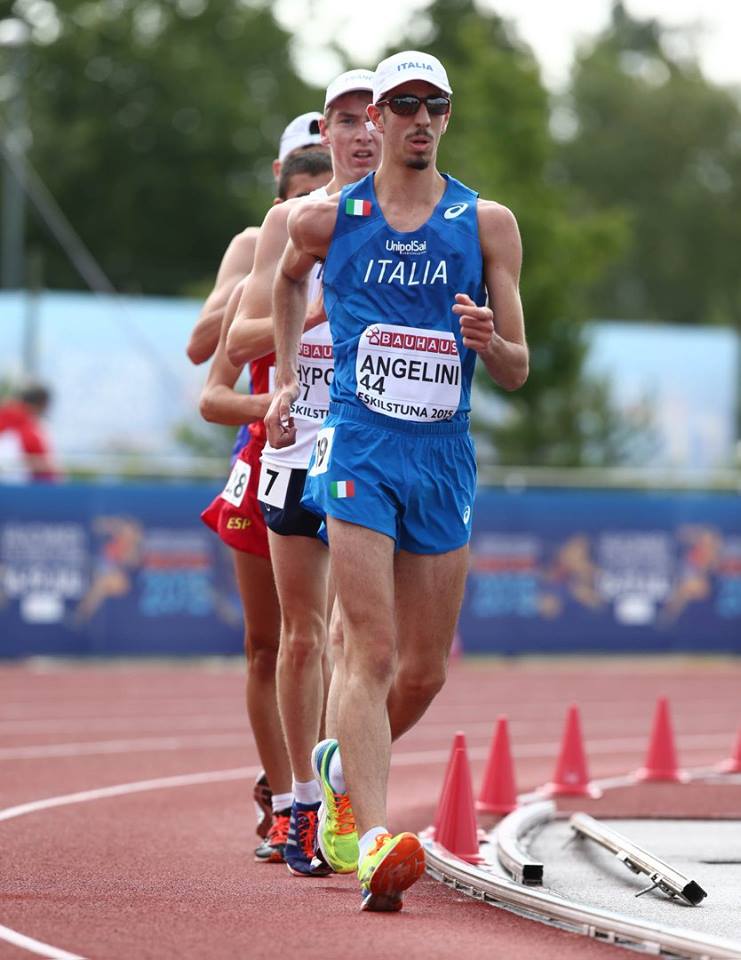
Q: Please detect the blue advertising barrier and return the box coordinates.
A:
[460,488,741,654]
[0,482,243,657]
[1,483,739,657]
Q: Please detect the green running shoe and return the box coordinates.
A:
[310,738,358,873]
[358,832,426,912]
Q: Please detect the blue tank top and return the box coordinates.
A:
[322,172,485,429]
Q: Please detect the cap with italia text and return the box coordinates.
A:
[372,50,451,103]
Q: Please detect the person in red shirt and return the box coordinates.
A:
[0,384,60,482]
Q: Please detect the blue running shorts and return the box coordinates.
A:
[302,403,476,555]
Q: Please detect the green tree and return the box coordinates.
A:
[2,0,322,295]
[390,0,632,465]
[556,0,741,326]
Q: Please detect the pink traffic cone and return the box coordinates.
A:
[541,704,602,799]
[634,697,688,783]
[434,744,483,863]
[477,715,518,815]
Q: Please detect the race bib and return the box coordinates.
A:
[221,460,251,507]
[308,426,335,477]
[257,462,291,509]
[355,323,461,422]
[292,340,333,423]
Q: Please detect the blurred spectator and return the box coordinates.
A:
[0,383,61,482]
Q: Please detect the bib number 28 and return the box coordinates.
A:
[221,461,251,507]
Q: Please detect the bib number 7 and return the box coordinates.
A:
[257,462,291,509]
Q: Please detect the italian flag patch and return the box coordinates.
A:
[330,480,355,498]
[345,198,372,217]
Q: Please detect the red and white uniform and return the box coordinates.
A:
[0,401,58,482]
[201,353,274,558]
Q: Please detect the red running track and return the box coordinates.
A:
[1,657,740,960]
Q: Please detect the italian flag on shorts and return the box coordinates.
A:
[330,480,355,498]
[345,198,372,217]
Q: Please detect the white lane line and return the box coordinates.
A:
[0,700,240,721]
[0,765,257,823]
[394,732,732,762]
[0,705,734,742]
[0,714,245,735]
[0,924,84,960]
[0,734,735,957]
[399,714,739,740]
[0,733,249,761]
[1,692,735,724]
[0,766,260,957]
[0,741,649,822]
[0,730,731,764]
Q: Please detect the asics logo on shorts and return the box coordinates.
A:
[443,203,468,220]
[463,506,471,524]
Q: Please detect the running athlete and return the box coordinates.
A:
[229,69,380,878]
[186,112,326,366]
[200,148,333,864]
[192,111,327,850]
[265,50,529,911]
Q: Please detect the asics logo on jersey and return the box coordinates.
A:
[443,203,468,220]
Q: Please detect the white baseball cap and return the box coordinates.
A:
[324,69,375,111]
[372,50,451,103]
[278,111,323,161]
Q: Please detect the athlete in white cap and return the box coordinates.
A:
[199,149,333,865]
[194,112,328,861]
[265,49,528,910]
[227,69,381,878]
[186,112,325,366]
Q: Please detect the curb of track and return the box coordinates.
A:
[422,769,741,960]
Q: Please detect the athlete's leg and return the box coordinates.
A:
[269,531,330,781]
[324,597,344,740]
[232,550,291,795]
[327,517,397,837]
[387,545,469,740]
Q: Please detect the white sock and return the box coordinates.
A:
[358,826,389,863]
[329,748,346,793]
[293,777,322,805]
[272,792,293,814]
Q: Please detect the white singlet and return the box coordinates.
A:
[261,186,333,470]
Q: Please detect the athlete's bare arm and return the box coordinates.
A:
[227,203,328,367]
[226,206,292,366]
[452,201,529,391]
[199,278,271,427]
[264,198,338,448]
[187,228,260,365]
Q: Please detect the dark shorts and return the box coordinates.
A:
[258,463,323,540]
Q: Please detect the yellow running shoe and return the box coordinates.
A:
[358,832,426,912]
[311,738,358,873]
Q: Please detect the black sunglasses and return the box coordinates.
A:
[376,94,451,117]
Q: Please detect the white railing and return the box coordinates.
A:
[2,454,739,489]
